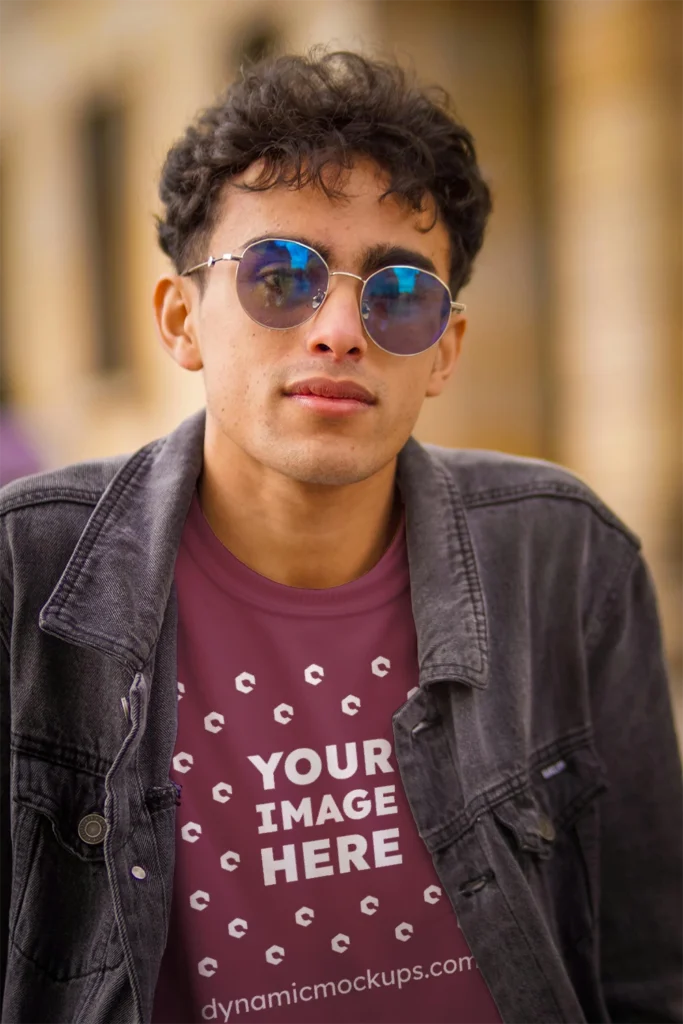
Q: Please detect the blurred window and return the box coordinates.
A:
[82,100,128,375]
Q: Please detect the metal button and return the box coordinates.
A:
[411,715,440,737]
[538,814,556,842]
[78,813,107,845]
[131,865,146,880]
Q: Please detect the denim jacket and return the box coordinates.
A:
[1,408,681,1024]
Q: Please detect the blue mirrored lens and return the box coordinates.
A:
[362,267,451,355]
[237,240,328,328]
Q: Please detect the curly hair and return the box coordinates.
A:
[157,50,492,294]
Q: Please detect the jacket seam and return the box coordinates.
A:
[478,837,566,1021]
[46,447,157,625]
[38,608,144,668]
[11,735,114,777]
[10,934,116,983]
[439,463,488,671]
[0,601,10,656]
[584,544,641,656]
[461,485,640,547]
[424,725,596,848]
[0,489,103,516]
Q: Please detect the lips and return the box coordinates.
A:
[284,377,376,404]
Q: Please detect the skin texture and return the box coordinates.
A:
[154,159,466,588]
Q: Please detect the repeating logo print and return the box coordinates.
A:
[212,782,233,803]
[189,890,210,911]
[198,957,217,977]
[295,906,314,927]
[360,895,379,915]
[235,671,256,694]
[424,885,442,904]
[220,850,240,871]
[304,664,324,686]
[173,752,193,773]
[331,933,350,954]
[204,711,224,733]
[273,703,294,725]
[174,659,469,992]
[341,695,361,716]
[181,822,202,843]
[371,656,391,677]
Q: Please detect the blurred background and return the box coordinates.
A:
[0,0,681,726]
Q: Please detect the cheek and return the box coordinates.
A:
[201,322,277,424]
[390,360,434,418]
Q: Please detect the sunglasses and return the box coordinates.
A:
[182,238,465,357]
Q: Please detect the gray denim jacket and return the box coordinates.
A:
[1,409,681,1024]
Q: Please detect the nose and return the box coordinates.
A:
[303,274,368,362]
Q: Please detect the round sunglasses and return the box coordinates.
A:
[182,238,465,357]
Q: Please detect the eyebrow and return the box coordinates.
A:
[238,234,439,278]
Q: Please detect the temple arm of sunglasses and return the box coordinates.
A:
[451,302,466,314]
[181,254,243,277]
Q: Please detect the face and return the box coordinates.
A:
[155,159,465,487]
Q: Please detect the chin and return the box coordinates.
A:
[269,444,383,487]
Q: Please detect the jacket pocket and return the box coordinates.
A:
[492,740,606,949]
[10,751,125,981]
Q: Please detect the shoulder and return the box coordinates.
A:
[0,455,131,610]
[419,444,642,641]
[422,442,640,549]
[0,454,128,517]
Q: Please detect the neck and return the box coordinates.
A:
[197,440,401,591]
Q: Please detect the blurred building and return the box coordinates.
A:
[0,0,681,706]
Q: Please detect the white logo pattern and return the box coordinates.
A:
[295,906,315,927]
[204,711,224,733]
[189,890,210,911]
[424,884,442,904]
[197,957,217,977]
[228,918,248,938]
[235,671,256,694]
[181,822,201,843]
[220,850,240,871]
[173,752,193,773]
[371,656,391,677]
[273,703,294,725]
[212,781,233,803]
[341,694,361,716]
[173,656,457,985]
[360,895,379,915]
[331,933,350,954]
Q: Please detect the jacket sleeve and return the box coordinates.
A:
[0,630,10,1005]
[588,550,682,1023]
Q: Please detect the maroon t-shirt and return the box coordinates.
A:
[152,494,501,1024]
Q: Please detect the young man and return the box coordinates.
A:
[0,51,680,1024]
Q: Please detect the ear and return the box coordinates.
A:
[153,274,204,371]
[425,317,466,397]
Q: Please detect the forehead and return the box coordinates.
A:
[209,159,451,277]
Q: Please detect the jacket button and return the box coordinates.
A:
[78,813,107,845]
[538,814,556,842]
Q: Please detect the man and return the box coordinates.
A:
[0,50,680,1024]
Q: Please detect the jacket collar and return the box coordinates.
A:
[40,409,489,688]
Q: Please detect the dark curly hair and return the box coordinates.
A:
[157,50,492,294]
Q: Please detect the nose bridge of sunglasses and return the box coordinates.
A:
[313,269,365,312]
